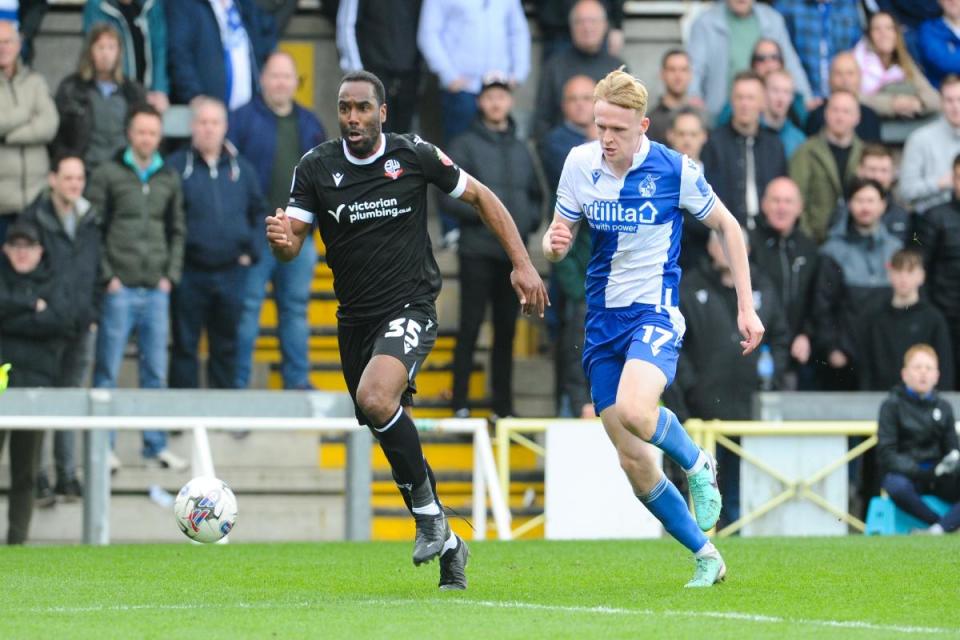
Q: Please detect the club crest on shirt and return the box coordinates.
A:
[933,407,943,422]
[384,158,404,180]
[696,289,708,304]
[638,174,659,198]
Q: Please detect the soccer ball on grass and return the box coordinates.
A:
[174,476,238,543]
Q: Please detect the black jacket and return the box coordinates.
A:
[750,220,820,338]
[701,123,787,229]
[51,73,147,163]
[533,46,624,139]
[916,199,960,322]
[664,263,790,422]
[443,118,542,261]
[0,255,74,387]
[805,102,882,142]
[859,301,955,391]
[19,194,102,336]
[878,384,958,481]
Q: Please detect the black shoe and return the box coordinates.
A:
[54,478,83,503]
[439,536,469,590]
[35,475,56,508]
[413,511,450,566]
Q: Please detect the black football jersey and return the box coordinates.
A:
[287,133,465,324]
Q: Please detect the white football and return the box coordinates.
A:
[174,476,238,543]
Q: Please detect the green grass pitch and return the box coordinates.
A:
[1,537,956,639]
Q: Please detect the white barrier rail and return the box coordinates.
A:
[0,415,509,544]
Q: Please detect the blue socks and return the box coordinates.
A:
[639,475,708,553]
[649,407,701,471]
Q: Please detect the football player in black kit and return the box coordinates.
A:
[266,70,548,590]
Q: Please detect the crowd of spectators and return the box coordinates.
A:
[1,0,960,541]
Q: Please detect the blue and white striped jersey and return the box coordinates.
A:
[555,136,717,310]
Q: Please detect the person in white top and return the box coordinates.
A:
[542,68,764,588]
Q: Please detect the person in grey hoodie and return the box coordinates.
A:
[440,75,542,418]
[899,74,960,213]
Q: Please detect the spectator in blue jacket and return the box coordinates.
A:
[83,0,169,112]
[228,51,325,390]
[165,0,275,108]
[918,0,960,89]
[167,97,264,390]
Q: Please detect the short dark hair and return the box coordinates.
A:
[50,152,85,174]
[731,70,764,90]
[668,105,705,131]
[339,70,386,107]
[890,248,923,271]
[660,48,688,69]
[861,143,893,163]
[125,103,162,130]
[846,176,886,201]
[941,74,960,92]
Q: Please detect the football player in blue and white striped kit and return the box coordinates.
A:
[542,69,765,587]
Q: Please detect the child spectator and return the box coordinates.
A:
[859,250,954,391]
[878,344,960,535]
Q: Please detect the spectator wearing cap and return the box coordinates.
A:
[418,0,530,145]
[228,51,326,391]
[0,219,74,543]
[336,0,423,133]
[83,0,169,113]
[441,76,542,419]
[19,154,100,504]
[167,97,264,391]
[0,18,58,243]
[86,104,187,472]
[646,49,694,144]
[532,0,623,140]
[51,23,147,171]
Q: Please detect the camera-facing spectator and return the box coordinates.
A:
[83,0,168,112]
[166,0,273,108]
[20,154,100,504]
[860,250,955,391]
[915,152,960,389]
[666,107,711,269]
[52,23,147,171]
[805,52,883,142]
[0,19,58,242]
[532,0,623,140]
[899,74,960,213]
[702,71,787,231]
[442,75,542,419]
[790,90,863,244]
[878,345,960,536]
[336,0,422,133]
[229,51,326,391]
[812,178,902,390]
[856,144,912,243]
[0,219,74,544]
[750,177,820,389]
[687,0,812,122]
[535,0,625,62]
[763,69,807,158]
[86,104,187,472]
[854,11,940,120]
[540,74,596,193]
[167,97,264,391]
[646,49,693,144]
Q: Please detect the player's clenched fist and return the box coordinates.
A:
[542,220,573,262]
[265,208,293,249]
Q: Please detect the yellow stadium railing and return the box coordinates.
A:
[495,418,880,539]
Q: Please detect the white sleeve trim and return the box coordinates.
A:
[449,170,468,199]
[286,206,315,224]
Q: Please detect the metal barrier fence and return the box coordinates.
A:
[0,389,509,544]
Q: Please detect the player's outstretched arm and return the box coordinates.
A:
[701,202,765,355]
[542,213,578,263]
[266,208,311,262]
[459,174,549,317]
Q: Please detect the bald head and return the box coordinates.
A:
[570,0,608,55]
[829,52,861,95]
[0,20,21,77]
[562,75,596,128]
[261,50,298,114]
[761,177,803,236]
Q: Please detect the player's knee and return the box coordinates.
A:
[356,382,396,426]
[615,404,659,441]
[616,446,658,483]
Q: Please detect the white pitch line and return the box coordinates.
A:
[12,598,955,636]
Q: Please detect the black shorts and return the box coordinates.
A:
[338,302,438,425]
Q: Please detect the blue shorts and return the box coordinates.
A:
[582,304,686,414]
